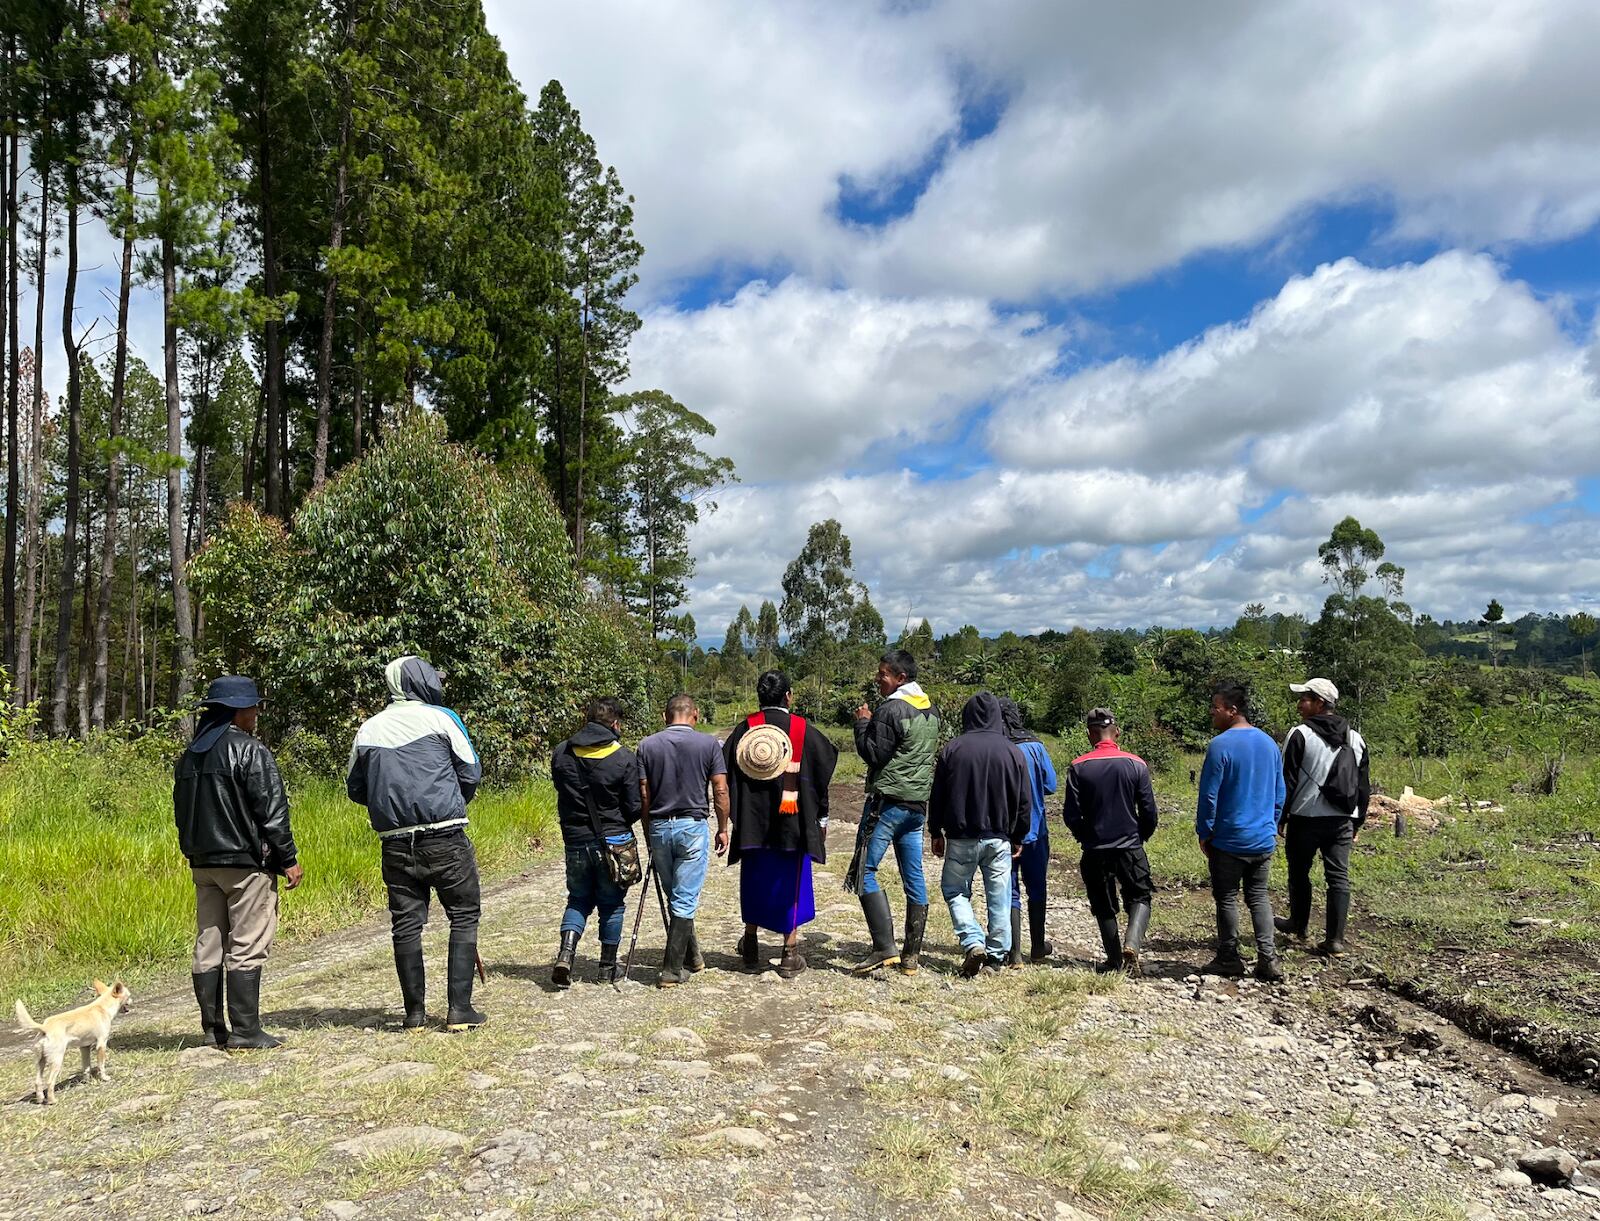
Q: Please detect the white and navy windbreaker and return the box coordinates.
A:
[347,656,481,836]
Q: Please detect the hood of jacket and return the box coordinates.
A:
[961,691,1005,735]
[386,655,445,705]
[188,705,237,755]
[570,720,621,749]
[1304,712,1349,751]
[997,696,1037,744]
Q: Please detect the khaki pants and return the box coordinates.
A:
[192,868,279,972]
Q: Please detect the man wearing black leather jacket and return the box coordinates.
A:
[174,675,302,1051]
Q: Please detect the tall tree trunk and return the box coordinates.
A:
[261,122,282,518]
[312,46,353,491]
[0,70,7,676]
[161,233,195,712]
[92,143,137,730]
[243,379,262,502]
[575,292,589,563]
[50,159,83,735]
[553,332,568,525]
[351,329,364,460]
[18,162,50,709]
[2,118,16,678]
[75,499,93,738]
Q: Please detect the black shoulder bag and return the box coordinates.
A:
[569,746,642,888]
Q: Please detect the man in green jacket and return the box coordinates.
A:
[846,649,941,974]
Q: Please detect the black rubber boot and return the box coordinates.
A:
[446,939,486,1030]
[686,927,705,974]
[851,890,901,974]
[960,946,987,979]
[1123,901,1151,975]
[659,917,692,989]
[224,969,282,1050]
[192,970,228,1048]
[1028,899,1053,961]
[1004,906,1024,968]
[1320,890,1350,958]
[597,942,620,983]
[737,929,761,972]
[552,929,579,989]
[1254,954,1285,983]
[777,940,807,979]
[1094,917,1123,973]
[1273,914,1308,944]
[898,902,928,975]
[1200,949,1247,977]
[394,945,427,1030]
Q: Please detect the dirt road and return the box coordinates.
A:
[3,783,1596,1220]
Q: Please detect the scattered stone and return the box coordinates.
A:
[1517,1147,1578,1186]
[177,1047,231,1069]
[656,1059,713,1080]
[462,1171,494,1194]
[552,1072,588,1088]
[722,1053,765,1071]
[1525,1096,1559,1119]
[108,1094,167,1117]
[464,1072,501,1091]
[689,1127,775,1154]
[558,1041,598,1054]
[357,1061,436,1086]
[1246,1035,1297,1054]
[210,1099,262,1116]
[1489,1093,1528,1113]
[830,1013,894,1033]
[1054,1203,1096,1221]
[937,1065,970,1082]
[322,1204,361,1221]
[182,1201,222,1216]
[649,1027,706,1052]
[332,1126,469,1160]
[596,1051,642,1068]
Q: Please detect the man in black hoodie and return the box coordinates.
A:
[549,697,643,987]
[1274,678,1370,957]
[175,676,302,1050]
[929,692,1031,977]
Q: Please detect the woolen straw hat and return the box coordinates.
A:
[736,723,792,781]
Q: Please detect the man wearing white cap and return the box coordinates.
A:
[1276,678,1370,957]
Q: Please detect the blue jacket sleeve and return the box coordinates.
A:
[1036,747,1058,797]
[1195,742,1223,843]
[1273,748,1286,824]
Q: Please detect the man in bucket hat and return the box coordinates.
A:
[174,676,302,1050]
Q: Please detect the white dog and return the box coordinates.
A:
[15,980,133,1105]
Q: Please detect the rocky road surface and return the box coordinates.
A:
[3,786,1598,1221]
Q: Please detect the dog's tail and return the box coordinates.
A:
[13,999,43,1031]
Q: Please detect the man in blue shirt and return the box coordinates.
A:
[998,698,1057,965]
[1195,682,1285,983]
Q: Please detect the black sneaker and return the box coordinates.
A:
[1254,957,1284,984]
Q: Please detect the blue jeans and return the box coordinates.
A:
[940,837,1013,957]
[855,800,928,906]
[1010,828,1049,910]
[647,817,711,919]
[561,844,626,945]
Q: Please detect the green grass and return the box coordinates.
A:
[0,736,556,1011]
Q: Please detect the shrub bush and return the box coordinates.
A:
[191,415,648,776]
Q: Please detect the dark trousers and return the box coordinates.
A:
[380,829,482,952]
[1284,816,1352,930]
[1079,845,1153,919]
[1208,848,1275,959]
[1010,830,1050,911]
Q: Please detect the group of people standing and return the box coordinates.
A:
[170,648,1371,1049]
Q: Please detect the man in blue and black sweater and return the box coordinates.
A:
[1195,681,1285,983]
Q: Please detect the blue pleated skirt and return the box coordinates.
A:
[739,849,815,934]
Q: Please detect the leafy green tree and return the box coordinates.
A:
[1569,611,1597,678]
[722,606,753,658]
[754,599,780,669]
[1047,627,1103,729]
[610,389,734,634]
[1305,519,1415,724]
[780,519,870,659]
[191,415,646,774]
[1481,598,1509,668]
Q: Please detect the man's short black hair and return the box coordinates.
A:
[756,670,791,708]
[587,696,624,726]
[879,648,917,682]
[1211,681,1249,717]
[665,693,697,722]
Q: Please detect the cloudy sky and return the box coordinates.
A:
[30,0,1600,640]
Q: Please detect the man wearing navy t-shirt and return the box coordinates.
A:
[1195,682,1285,983]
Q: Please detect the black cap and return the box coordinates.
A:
[201,675,263,709]
[1085,707,1116,729]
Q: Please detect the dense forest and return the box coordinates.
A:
[0,0,732,747]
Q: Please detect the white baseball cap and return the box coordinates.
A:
[1289,678,1339,705]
